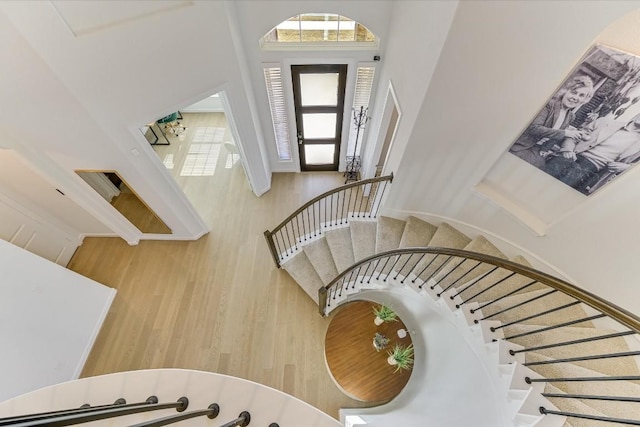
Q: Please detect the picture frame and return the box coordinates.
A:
[508,44,640,195]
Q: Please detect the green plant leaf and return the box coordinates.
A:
[387,344,414,372]
[373,304,398,322]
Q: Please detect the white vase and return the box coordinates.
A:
[387,355,397,366]
[374,316,383,326]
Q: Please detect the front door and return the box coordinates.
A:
[291,64,347,171]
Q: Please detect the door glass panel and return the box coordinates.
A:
[303,113,336,138]
[300,73,339,106]
[305,145,335,165]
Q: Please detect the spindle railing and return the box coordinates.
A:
[264,174,393,268]
[0,396,251,427]
[318,247,640,425]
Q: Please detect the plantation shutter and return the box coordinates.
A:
[263,66,292,161]
[347,66,376,156]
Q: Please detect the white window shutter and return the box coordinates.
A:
[264,67,292,161]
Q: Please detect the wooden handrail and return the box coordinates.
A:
[320,247,640,334]
[264,173,393,268]
[263,230,281,269]
[269,173,393,237]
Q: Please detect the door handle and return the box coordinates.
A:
[297,132,303,145]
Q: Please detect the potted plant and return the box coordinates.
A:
[373,304,397,326]
[387,344,414,372]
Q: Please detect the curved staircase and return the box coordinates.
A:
[278,213,640,427]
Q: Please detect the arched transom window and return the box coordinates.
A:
[261,13,378,49]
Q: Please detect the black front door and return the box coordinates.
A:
[291,64,347,171]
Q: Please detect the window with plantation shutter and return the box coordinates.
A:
[264,66,292,161]
[347,66,376,157]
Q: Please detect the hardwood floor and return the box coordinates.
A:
[68,116,372,418]
[325,301,412,403]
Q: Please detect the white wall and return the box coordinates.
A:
[0,239,115,402]
[0,149,110,265]
[0,150,108,235]
[0,1,272,242]
[384,1,640,314]
[363,1,458,181]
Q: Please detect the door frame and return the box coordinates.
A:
[282,58,358,173]
[363,81,402,180]
[291,64,348,171]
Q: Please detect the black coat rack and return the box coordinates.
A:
[344,106,369,183]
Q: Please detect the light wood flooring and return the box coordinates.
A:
[150,112,247,220]
[68,114,372,418]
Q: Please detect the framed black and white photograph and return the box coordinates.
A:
[508,44,640,196]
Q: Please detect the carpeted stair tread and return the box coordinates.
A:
[454,255,547,304]
[411,222,471,281]
[529,351,640,394]
[527,349,639,380]
[511,254,533,268]
[463,234,505,257]
[544,384,618,427]
[324,227,355,273]
[375,216,406,253]
[394,216,437,276]
[303,237,339,285]
[281,252,325,304]
[502,255,547,295]
[428,222,472,248]
[433,235,507,292]
[508,325,639,377]
[504,255,547,297]
[508,324,623,349]
[526,352,640,420]
[456,267,527,304]
[504,255,547,295]
[481,289,592,328]
[398,215,437,248]
[350,220,377,262]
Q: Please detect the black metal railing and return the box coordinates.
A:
[539,407,640,426]
[318,247,640,425]
[264,174,393,268]
[0,397,251,427]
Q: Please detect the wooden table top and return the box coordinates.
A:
[324,300,413,402]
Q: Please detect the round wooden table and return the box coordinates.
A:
[324,300,413,402]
